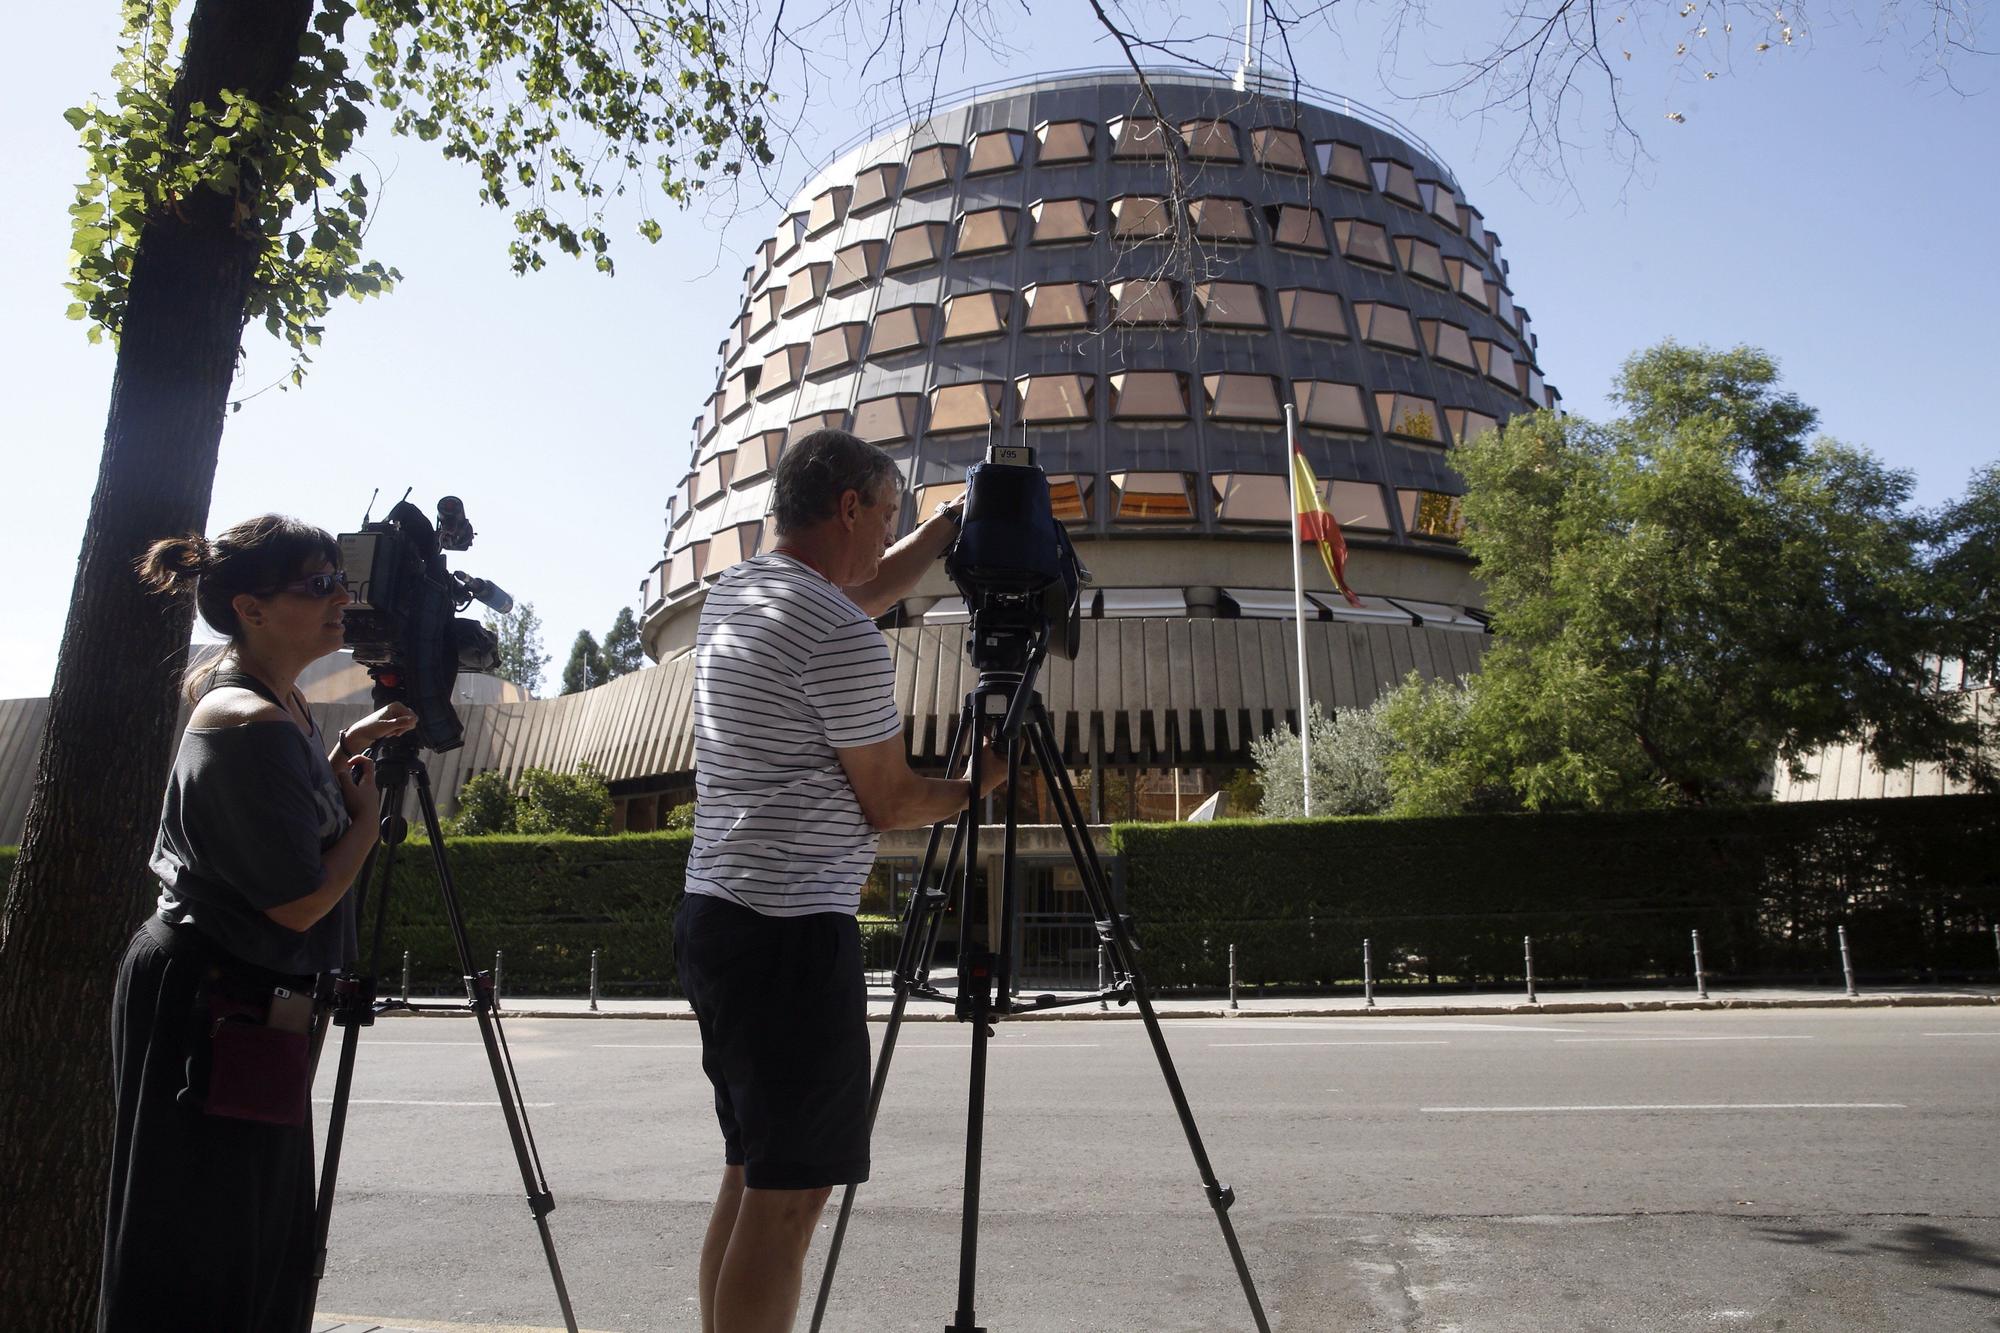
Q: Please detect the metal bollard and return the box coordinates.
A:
[1228,944,1239,1012]
[1992,923,1999,976]
[1362,937,1376,1009]
[494,950,504,1009]
[1098,943,1108,1012]
[589,949,600,1013]
[1691,929,1708,1000]
[1838,926,1858,997]
[401,949,411,1004]
[1524,935,1538,1005]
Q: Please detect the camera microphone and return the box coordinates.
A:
[456,573,514,616]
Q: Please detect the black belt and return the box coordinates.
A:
[144,913,314,991]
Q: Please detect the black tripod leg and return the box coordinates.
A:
[1026,713,1272,1333]
[411,767,581,1333]
[810,709,975,1333]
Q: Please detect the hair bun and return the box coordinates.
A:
[135,533,213,594]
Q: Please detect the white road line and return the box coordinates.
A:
[892,1042,1102,1049]
[1421,1102,1906,1114]
[1176,1020,1586,1033]
[1922,1032,2000,1038]
[1208,1032,1448,1040]
[1552,1035,1814,1043]
[354,1040,487,1046]
[312,1098,557,1108]
[593,1043,704,1048]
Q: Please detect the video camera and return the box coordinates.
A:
[943,444,1088,676]
[339,494,510,752]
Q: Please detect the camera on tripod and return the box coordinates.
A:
[943,443,1089,677]
[338,494,511,753]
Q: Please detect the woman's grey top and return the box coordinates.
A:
[150,714,356,975]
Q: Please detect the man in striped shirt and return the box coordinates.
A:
[675,428,1004,1333]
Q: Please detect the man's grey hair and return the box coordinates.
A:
[771,429,902,535]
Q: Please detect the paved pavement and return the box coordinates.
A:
[308,1001,2000,1332]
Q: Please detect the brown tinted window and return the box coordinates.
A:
[1317,140,1370,187]
[1190,196,1255,242]
[757,343,808,397]
[1444,257,1490,308]
[667,542,706,593]
[1035,119,1095,163]
[774,211,807,263]
[707,523,745,571]
[1446,407,1500,444]
[806,185,852,237]
[1423,181,1461,230]
[1180,119,1240,161]
[1047,475,1095,523]
[1422,320,1477,371]
[1294,380,1369,432]
[1108,371,1189,420]
[1399,488,1465,540]
[1015,373,1094,423]
[1266,204,1328,253]
[1109,115,1169,158]
[1278,288,1345,338]
[1333,218,1394,268]
[748,286,783,336]
[1462,205,1490,253]
[940,289,1012,342]
[694,450,735,505]
[1195,281,1267,330]
[1327,479,1392,531]
[1473,339,1518,388]
[1211,473,1290,523]
[966,129,1027,176]
[828,240,882,293]
[738,431,786,478]
[851,162,902,214]
[885,221,947,272]
[928,382,1002,434]
[1376,392,1442,442]
[1111,471,1196,521]
[781,261,830,315]
[1111,195,1172,240]
[1353,302,1418,353]
[1109,278,1181,325]
[789,411,846,440]
[914,483,968,525]
[809,322,866,375]
[1372,159,1422,207]
[1252,126,1308,173]
[1203,373,1283,423]
[852,395,920,443]
[1395,236,1448,287]
[869,304,934,356]
[1023,282,1093,330]
[1029,197,1095,244]
[722,366,756,418]
[956,206,1018,257]
[906,144,960,192]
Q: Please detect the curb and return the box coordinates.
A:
[391,993,2000,1022]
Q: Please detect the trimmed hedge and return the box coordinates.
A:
[1110,795,2000,990]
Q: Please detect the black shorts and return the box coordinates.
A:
[673,892,871,1190]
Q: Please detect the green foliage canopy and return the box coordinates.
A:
[444,763,613,835]
[1249,700,1396,818]
[65,0,772,378]
[485,601,551,696]
[1389,342,1993,813]
[561,629,608,695]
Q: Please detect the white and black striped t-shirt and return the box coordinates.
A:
[684,553,902,916]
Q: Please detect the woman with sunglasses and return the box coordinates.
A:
[99,515,415,1332]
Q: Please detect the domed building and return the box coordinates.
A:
[630,69,1555,825]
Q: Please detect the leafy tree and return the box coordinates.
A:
[514,764,614,836]
[603,606,645,680]
[443,769,517,836]
[1926,464,2000,689]
[1385,342,1992,814]
[1249,700,1396,818]
[485,601,551,698]
[662,801,698,831]
[561,630,609,695]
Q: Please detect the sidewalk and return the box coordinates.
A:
[417,980,2000,1021]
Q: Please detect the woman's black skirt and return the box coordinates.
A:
[99,915,318,1333]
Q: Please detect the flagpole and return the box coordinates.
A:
[1285,404,1312,817]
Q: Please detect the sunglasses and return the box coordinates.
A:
[275,571,351,598]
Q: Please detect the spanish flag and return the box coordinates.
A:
[1291,448,1362,607]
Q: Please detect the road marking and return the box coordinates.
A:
[1208,1032,1448,1040]
[1552,1035,1814,1043]
[312,1098,557,1108]
[1421,1103,1906,1114]
[1921,1032,2000,1038]
[593,1043,704,1049]
[1176,1020,1586,1033]
[355,1040,487,1046]
[318,1315,619,1333]
[893,1042,1102,1049]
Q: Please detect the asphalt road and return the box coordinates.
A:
[308,1006,2000,1332]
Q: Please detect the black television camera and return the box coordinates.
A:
[338,495,510,752]
[943,444,1088,677]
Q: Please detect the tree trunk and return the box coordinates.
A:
[0,3,311,1327]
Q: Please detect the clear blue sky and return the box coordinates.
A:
[4,2,1994,699]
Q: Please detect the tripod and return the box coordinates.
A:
[303,732,579,1333]
[809,626,1270,1333]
